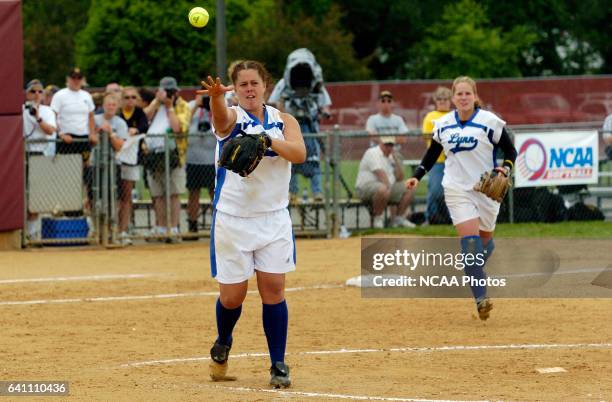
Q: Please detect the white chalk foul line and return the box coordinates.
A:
[0,284,343,306]
[120,342,612,368]
[0,273,164,285]
[205,384,485,402]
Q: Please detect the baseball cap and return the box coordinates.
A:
[380,136,396,145]
[68,67,84,79]
[379,90,393,99]
[25,79,44,91]
[160,76,179,90]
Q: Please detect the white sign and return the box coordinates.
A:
[514,131,599,188]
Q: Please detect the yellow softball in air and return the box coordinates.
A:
[188,7,209,28]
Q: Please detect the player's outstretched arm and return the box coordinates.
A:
[198,76,236,138]
[272,113,306,164]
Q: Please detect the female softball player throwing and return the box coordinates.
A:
[406,76,517,320]
[198,61,306,387]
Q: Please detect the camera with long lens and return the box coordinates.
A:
[198,120,211,132]
[24,101,37,116]
[165,88,177,98]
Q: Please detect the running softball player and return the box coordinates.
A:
[198,61,306,387]
[406,76,517,320]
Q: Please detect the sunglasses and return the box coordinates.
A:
[380,98,393,103]
[123,95,138,100]
[29,89,44,94]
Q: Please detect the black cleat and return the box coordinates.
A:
[210,341,231,363]
[209,342,236,381]
[269,361,291,388]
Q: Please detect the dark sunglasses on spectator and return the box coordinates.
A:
[380,98,393,103]
[29,89,44,94]
[124,95,138,99]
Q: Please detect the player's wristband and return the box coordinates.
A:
[412,165,427,180]
[502,159,514,173]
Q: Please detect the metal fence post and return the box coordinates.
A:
[22,142,28,247]
[331,125,341,238]
[164,132,172,238]
[100,132,110,247]
[323,130,332,238]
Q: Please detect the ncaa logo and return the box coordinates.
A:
[517,139,547,181]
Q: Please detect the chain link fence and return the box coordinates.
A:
[23,127,612,247]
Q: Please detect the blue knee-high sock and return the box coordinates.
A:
[461,236,487,302]
[483,238,495,263]
[216,298,242,347]
[262,300,288,365]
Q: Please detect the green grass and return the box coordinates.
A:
[355,221,612,238]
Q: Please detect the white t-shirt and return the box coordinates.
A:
[432,109,505,191]
[146,105,171,150]
[212,105,290,217]
[22,104,56,153]
[365,113,409,135]
[355,145,397,189]
[50,88,94,136]
[187,100,216,165]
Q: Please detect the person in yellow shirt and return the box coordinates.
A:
[421,87,452,223]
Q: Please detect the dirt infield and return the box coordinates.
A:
[1,237,611,401]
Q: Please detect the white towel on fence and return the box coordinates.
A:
[116,134,145,166]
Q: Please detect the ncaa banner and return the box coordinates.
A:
[514,131,599,188]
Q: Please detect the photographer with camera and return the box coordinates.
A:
[268,48,332,203]
[22,79,57,239]
[143,76,190,242]
[184,94,215,239]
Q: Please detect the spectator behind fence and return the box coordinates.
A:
[355,136,416,228]
[94,93,133,246]
[23,79,57,240]
[95,82,123,114]
[603,113,612,159]
[366,90,409,147]
[50,67,97,212]
[422,87,453,224]
[268,48,332,203]
[185,94,216,238]
[120,86,149,136]
[143,76,190,242]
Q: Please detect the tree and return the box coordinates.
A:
[410,0,537,79]
[23,0,91,85]
[484,0,611,76]
[228,0,371,82]
[74,0,252,87]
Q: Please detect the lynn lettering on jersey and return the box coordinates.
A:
[448,133,478,153]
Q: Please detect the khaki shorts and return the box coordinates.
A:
[356,181,405,203]
[147,166,186,197]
